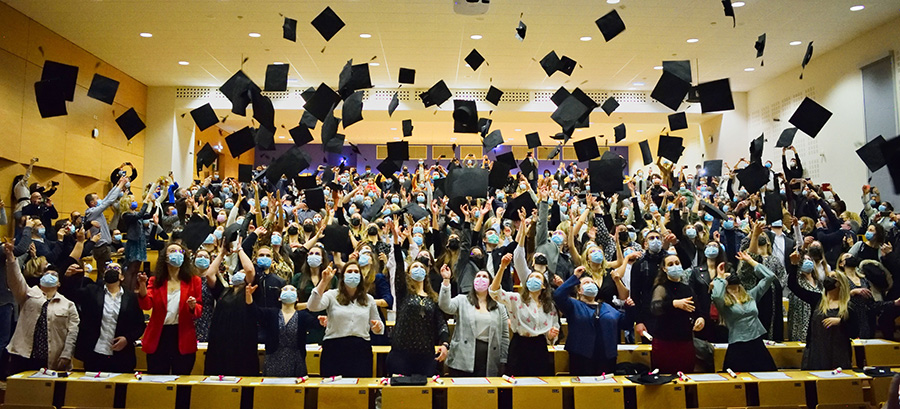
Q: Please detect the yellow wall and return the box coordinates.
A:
[0,2,147,237]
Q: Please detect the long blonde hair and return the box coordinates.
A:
[581,243,608,277]
[723,285,751,307]
[819,271,851,320]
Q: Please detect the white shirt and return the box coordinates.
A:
[773,231,786,268]
[307,288,383,341]
[473,309,492,342]
[164,289,180,325]
[93,287,123,355]
[489,288,559,342]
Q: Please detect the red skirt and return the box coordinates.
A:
[651,338,695,374]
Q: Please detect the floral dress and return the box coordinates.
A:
[788,274,821,342]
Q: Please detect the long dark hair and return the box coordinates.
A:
[336,261,369,306]
[518,271,554,314]
[153,242,195,287]
[466,271,498,311]
[654,254,682,287]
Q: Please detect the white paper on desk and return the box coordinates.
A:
[450,378,491,385]
[305,344,322,351]
[857,339,892,345]
[29,372,58,379]
[514,377,548,385]
[617,344,639,351]
[197,342,209,349]
[136,375,180,383]
[553,345,566,351]
[809,371,851,378]
[750,372,792,380]
[327,378,359,385]
[712,343,729,349]
[202,376,241,383]
[79,372,122,381]
[261,378,300,385]
[688,374,727,382]
[574,377,617,384]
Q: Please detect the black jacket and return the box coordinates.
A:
[258,308,319,355]
[69,279,146,371]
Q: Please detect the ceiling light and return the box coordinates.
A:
[273,62,284,65]
[470,34,483,40]
[731,1,745,7]
[580,36,592,41]
[359,33,372,38]
[607,0,620,3]
[178,61,189,66]
[248,32,261,38]
[636,129,644,133]
[686,38,699,43]
[514,129,521,132]
[653,66,663,70]
[369,62,380,66]
[744,67,755,72]
[393,137,400,140]
[633,82,645,86]
[789,40,802,46]
[139,32,152,38]
[390,128,397,131]
[850,5,865,11]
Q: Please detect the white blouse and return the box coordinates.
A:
[164,289,180,325]
[489,289,559,343]
[308,288,384,341]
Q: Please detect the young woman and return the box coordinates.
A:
[849,223,889,262]
[308,261,384,377]
[438,266,509,377]
[203,246,257,376]
[553,266,631,376]
[788,254,822,342]
[745,225,786,342]
[193,249,225,343]
[710,252,777,372]
[137,242,203,375]
[650,254,703,374]
[259,285,320,377]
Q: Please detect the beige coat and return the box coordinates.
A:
[5,258,79,371]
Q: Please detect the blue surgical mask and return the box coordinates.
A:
[865,231,875,241]
[705,246,719,259]
[40,273,59,288]
[363,199,373,207]
[113,234,123,241]
[581,282,599,298]
[213,230,223,240]
[194,257,210,269]
[685,228,697,239]
[224,202,234,210]
[704,213,714,222]
[231,272,246,286]
[260,199,268,208]
[412,236,424,246]
[271,235,283,246]
[37,227,45,236]
[497,192,505,200]
[203,234,215,245]
[551,234,565,246]
[358,253,371,267]
[622,208,630,216]
[628,232,637,242]
[723,220,735,230]
[167,252,184,267]
[486,233,500,245]
[649,205,659,213]
[589,250,604,264]
[666,264,684,280]
[391,197,400,204]
[800,259,815,273]
[280,290,298,304]
[256,256,272,269]
[410,266,427,282]
[343,272,361,288]
[869,200,877,207]
[723,205,730,213]
[560,204,568,213]
[648,238,662,253]
[417,195,426,203]
[526,277,543,292]
[307,254,323,268]
[878,205,887,212]
[623,248,635,258]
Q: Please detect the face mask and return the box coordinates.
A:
[409,225,424,235]
[231,272,247,286]
[551,234,565,246]
[203,234,215,245]
[390,197,400,205]
[780,189,786,195]
[410,266,427,282]
[526,277,543,292]
[214,213,227,223]
[257,256,272,269]
[367,226,379,236]
[865,231,875,241]
[113,234,123,241]
[551,183,559,190]
[358,253,372,267]
[36,227,46,236]
[764,163,772,169]
[723,220,735,230]
[705,246,719,259]
[417,195,426,203]
[271,235,283,246]
[560,204,568,213]
[473,277,490,292]
[194,256,210,269]
[647,238,662,253]
[685,228,697,239]
[749,206,757,211]
[722,205,730,213]
[224,202,234,210]
[302,224,314,233]
[497,192,505,200]
[280,290,298,304]
[623,248,635,258]
[581,282,599,298]
[519,182,527,190]
[823,276,838,292]
[40,273,59,288]
[878,205,887,212]
[350,217,361,226]
[629,232,637,242]
[363,199,373,207]
[412,235,424,246]
[800,259,815,273]
[666,264,684,280]
[167,252,184,267]
[534,254,548,265]
[648,205,659,214]
[869,200,877,207]
[103,268,121,284]
[589,250,604,264]
[130,201,138,210]
[622,208,630,217]
[448,238,460,250]
[260,200,268,208]
[66,225,75,235]
[704,213,714,222]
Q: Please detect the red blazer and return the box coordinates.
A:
[138,276,202,355]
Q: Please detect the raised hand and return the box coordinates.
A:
[186,296,197,310]
[440,264,452,280]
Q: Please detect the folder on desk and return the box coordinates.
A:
[202,376,242,383]
[810,371,852,378]
[135,375,180,383]
[573,376,616,384]
[261,378,301,385]
[750,372,792,380]
[451,377,491,385]
[514,377,548,385]
[688,373,727,382]
[79,372,122,381]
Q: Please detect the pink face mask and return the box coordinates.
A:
[473,277,491,292]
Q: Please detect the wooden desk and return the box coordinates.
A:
[244,377,306,409]
[4,373,56,407]
[752,370,810,407]
[123,377,178,409]
[572,379,626,408]
[853,339,900,367]
[60,373,125,408]
[181,375,247,409]
[811,372,868,405]
[440,377,501,409]
[310,377,374,409]
[380,384,432,409]
[502,377,564,409]
[631,380,686,409]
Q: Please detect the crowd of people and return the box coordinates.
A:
[1,144,900,380]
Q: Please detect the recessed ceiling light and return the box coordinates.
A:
[628,87,637,90]
[393,137,400,140]
[744,67,755,72]
[390,128,397,131]
[576,129,583,132]
[273,62,284,65]
[359,33,372,38]
[633,82,645,86]
[139,32,152,38]
[636,129,644,133]
[248,32,261,38]
[508,138,514,141]
[607,0,620,3]
[514,129,522,132]
[580,36,592,41]
[470,34,483,40]
[731,1,745,7]
[178,61,189,66]
[465,63,470,68]
[686,38,699,43]
[369,62,380,66]
[653,66,663,70]
[850,5,865,11]
[789,40,802,46]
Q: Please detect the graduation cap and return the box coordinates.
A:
[601,97,619,116]
[737,161,770,193]
[311,6,344,41]
[488,161,512,189]
[763,191,783,224]
[402,203,429,222]
[300,111,318,129]
[485,86,503,106]
[775,127,798,148]
[41,60,78,101]
[526,132,542,149]
[789,97,831,138]
[362,198,387,222]
[294,175,318,190]
[495,151,517,169]
[87,74,119,105]
[519,157,537,177]
[504,193,536,221]
[251,91,275,132]
[338,60,373,99]
[722,0,735,27]
[700,201,727,220]
[283,17,298,41]
[465,49,485,71]
[190,103,219,131]
[446,167,489,199]
[398,68,415,84]
[196,143,217,172]
[301,87,316,102]
[452,100,479,133]
[856,135,887,172]
[388,92,400,116]
[614,123,626,143]
[478,118,493,138]
[863,367,898,378]
[322,224,353,254]
[571,88,598,120]
[304,83,341,121]
[264,64,290,92]
[483,130,504,153]
[238,164,253,183]
[800,41,814,79]
[550,87,570,106]
[222,222,242,243]
[749,133,764,163]
[515,20,527,41]
[226,127,255,158]
[267,146,311,181]
[551,95,591,133]
[558,56,577,76]
[573,137,601,162]
[882,135,900,193]
[540,51,561,77]
[589,153,625,194]
[639,140,653,166]
[304,187,326,211]
[33,80,67,118]
[595,9,626,42]
[342,90,364,128]
[420,80,452,107]
[254,126,276,151]
[657,135,684,163]
[219,70,259,116]
[115,108,146,140]
[322,117,344,153]
[651,70,690,111]
[668,112,688,131]
[755,33,766,66]
[697,78,734,113]
[546,144,562,160]
[386,141,409,160]
[402,119,414,137]
[662,60,692,84]
[376,158,402,176]
[702,159,723,177]
[182,214,216,251]
[289,125,314,146]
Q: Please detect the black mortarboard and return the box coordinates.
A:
[322,224,353,254]
[41,60,78,101]
[403,203,429,222]
[478,118,492,138]
[763,191,782,223]
[254,125,276,151]
[519,157,536,177]
[116,108,145,140]
[190,103,219,131]
[549,88,569,107]
[800,41,814,79]
[700,201,727,220]
[376,158,401,176]
[668,112,688,131]
[304,187,326,211]
[251,91,276,132]
[301,87,316,102]
[196,143,217,172]
[703,160,723,177]
[884,136,900,193]
[182,214,215,251]
[856,135,887,172]
[485,86,503,106]
[573,137,601,162]
[657,135,684,163]
[338,60,373,99]
[663,60,692,84]
[737,161,770,193]
[755,33,766,65]
[398,68,415,84]
[651,70,690,111]
[388,92,400,116]
[342,90,364,128]
[483,130,504,153]
[489,161,512,189]
[33,80,67,118]
[402,119,413,137]
[300,111,317,129]
[722,0,735,27]
[495,151,517,169]
[446,167,488,199]
[362,198,386,222]
[697,78,734,113]
[776,128,798,148]
[386,141,409,160]
[571,88,598,111]
[750,133,764,163]
[304,83,340,121]
[226,127,255,158]
[267,146,311,182]
[863,367,898,378]
[283,17,297,42]
[289,125,314,146]
[87,74,119,105]
[595,9,626,42]
[223,222,242,242]
[558,56,577,76]
[547,144,561,160]
[420,80,452,107]
[465,49,485,71]
[639,140,653,166]
[238,164,253,183]
[294,175,317,190]
[321,110,341,148]
[540,51,561,77]
[264,64,289,92]
[504,193,536,221]
[551,95,590,133]
[311,6,344,41]
[452,100,479,133]
[601,97,619,116]
[789,97,831,138]
[219,70,259,116]
[614,123,626,143]
[526,132,542,149]
[589,153,625,194]
[516,21,527,41]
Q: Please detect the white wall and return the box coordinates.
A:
[145,86,196,186]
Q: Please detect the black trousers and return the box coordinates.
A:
[385,349,438,377]
[449,340,489,377]
[9,354,46,376]
[507,334,552,376]
[320,336,373,378]
[82,350,136,373]
[146,326,196,375]
[569,352,617,377]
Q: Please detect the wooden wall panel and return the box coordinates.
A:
[0,50,25,162]
[0,3,30,59]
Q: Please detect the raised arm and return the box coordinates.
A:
[437,264,459,314]
[3,242,28,305]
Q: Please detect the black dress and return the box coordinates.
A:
[787,264,857,370]
[204,286,260,376]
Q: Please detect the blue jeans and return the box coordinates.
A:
[0,303,15,379]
